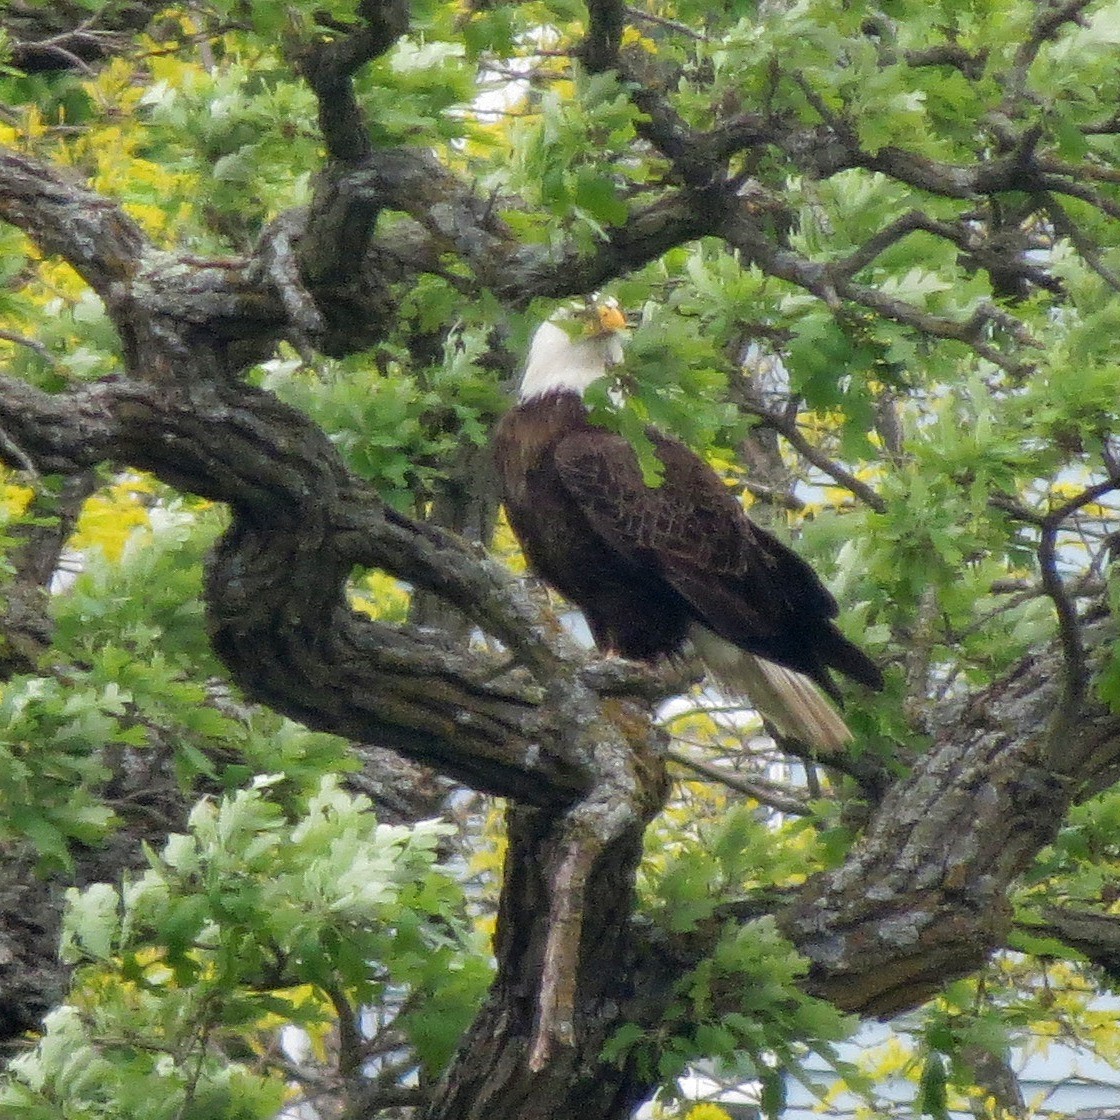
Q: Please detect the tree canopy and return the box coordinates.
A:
[3,1,1120,1118]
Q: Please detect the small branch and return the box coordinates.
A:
[10,15,128,75]
[746,401,887,513]
[1008,0,1094,98]
[666,748,810,815]
[291,0,410,163]
[901,586,940,722]
[831,209,1061,294]
[1036,477,1120,752]
[742,479,807,511]
[0,424,42,481]
[13,40,95,74]
[842,283,1041,373]
[324,983,363,1078]
[1046,477,1120,527]
[779,736,896,804]
[1032,165,1120,221]
[722,210,1039,379]
[1031,905,1120,982]
[793,72,856,144]
[989,492,1046,527]
[615,34,776,185]
[1038,156,1120,187]
[830,210,939,278]
[624,6,707,41]
[0,329,61,369]
[904,43,988,79]
[1042,193,1120,293]
[1034,518,1080,724]
[993,476,1120,751]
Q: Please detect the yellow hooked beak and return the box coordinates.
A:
[596,302,627,333]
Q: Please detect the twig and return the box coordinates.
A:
[14,41,95,74]
[174,1009,214,1120]
[1007,0,1095,99]
[780,736,896,802]
[666,748,810,815]
[324,982,363,1078]
[747,402,887,513]
[741,479,807,511]
[10,16,125,75]
[624,6,707,41]
[1035,477,1120,746]
[990,492,1046,526]
[0,425,41,481]
[1042,193,1120,294]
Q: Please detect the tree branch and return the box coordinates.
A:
[579,0,625,74]
[0,373,639,804]
[290,0,411,163]
[0,147,147,297]
[768,617,1120,1015]
[830,208,1060,295]
[721,209,1040,377]
[1033,905,1120,986]
[743,398,888,513]
[1038,479,1120,756]
[1008,0,1095,98]
[666,748,811,815]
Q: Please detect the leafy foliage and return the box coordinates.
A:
[0,778,490,1119]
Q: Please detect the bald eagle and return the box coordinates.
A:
[492,303,883,750]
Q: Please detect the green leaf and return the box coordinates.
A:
[573,170,629,226]
[918,1052,950,1120]
[602,1022,646,1066]
[60,884,120,962]
[760,1069,787,1120]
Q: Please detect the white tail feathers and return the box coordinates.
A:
[689,627,852,753]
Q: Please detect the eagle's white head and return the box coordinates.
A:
[518,300,628,402]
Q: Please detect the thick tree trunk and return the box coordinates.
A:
[427,809,660,1120]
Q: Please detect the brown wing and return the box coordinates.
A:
[552,426,839,652]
